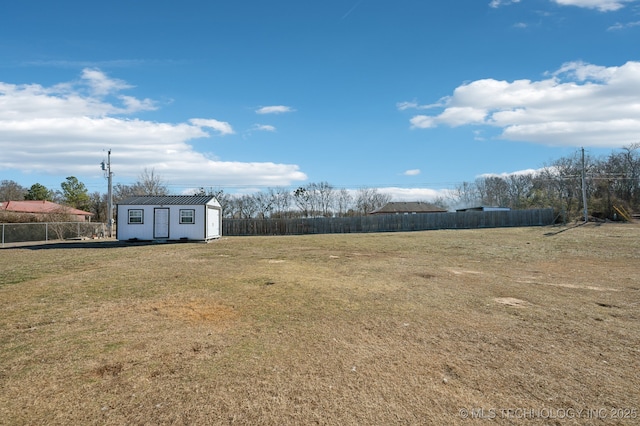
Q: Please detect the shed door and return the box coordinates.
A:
[207,207,220,238]
[154,208,170,239]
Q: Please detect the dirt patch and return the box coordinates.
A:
[147,298,237,325]
[448,268,483,275]
[494,297,532,307]
[91,362,123,378]
[516,279,619,292]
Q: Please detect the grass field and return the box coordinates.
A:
[1,223,639,425]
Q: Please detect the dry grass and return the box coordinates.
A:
[1,223,639,425]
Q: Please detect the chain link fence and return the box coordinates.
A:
[1,222,108,247]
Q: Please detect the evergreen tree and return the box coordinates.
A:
[60,176,90,210]
[24,183,54,201]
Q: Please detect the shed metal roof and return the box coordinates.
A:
[117,195,217,206]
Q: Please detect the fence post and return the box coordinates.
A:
[2,223,4,248]
[46,223,48,242]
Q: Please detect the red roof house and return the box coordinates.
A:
[0,200,93,222]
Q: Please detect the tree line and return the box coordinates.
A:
[448,144,640,221]
[2,146,639,222]
[194,183,395,219]
[0,169,395,221]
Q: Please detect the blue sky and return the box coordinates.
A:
[1,0,639,200]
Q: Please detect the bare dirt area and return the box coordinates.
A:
[0,223,639,425]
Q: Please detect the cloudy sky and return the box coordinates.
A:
[1,0,639,199]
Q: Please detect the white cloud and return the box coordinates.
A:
[409,115,437,129]
[478,168,542,179]
[489,0,521,8]
[0,81,144,119]
[608,20,640,30]
[118,95,157,114]
[252,124,277,132]
[397,99,447,111]
[256,105,295,114]
[189,118,235,136]
[397,101,420,111]
[378,187,450,203]
[0,70,307,188]
[473,130,487,141]
[489,0,636,11]
[81,68,132,96]
[407,61,640,148]
[552,0,637,11]
[403,169,421,176]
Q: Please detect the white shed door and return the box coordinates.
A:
[207,207,220,238]
[154,208,169,239]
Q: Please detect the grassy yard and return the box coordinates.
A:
[1,223,639,425]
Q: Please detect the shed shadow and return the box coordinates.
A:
[2,239,210,250]
[543,222,587,236]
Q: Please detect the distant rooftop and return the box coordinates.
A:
[371,201,447,214]
[0,200,93,216]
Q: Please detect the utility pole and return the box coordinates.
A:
[581,147,588,223]
[101,150,114,237]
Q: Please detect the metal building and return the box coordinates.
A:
[116,195,221,242]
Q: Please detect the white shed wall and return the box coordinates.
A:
[117,201,221,241]
[117,205,156,240]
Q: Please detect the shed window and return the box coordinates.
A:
[180,209,195,224]
[128,209,143,224]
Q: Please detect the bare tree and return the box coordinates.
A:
[355,187,391,214]
[193,187,231,217]
[236,194,258,219]
[315,181,335,217]
[131,168,169,196]
[618,143,640,206]
[89,191,108,222]
[476,176,510,207]
[222,196,240,219]
[335,188,354,217]
[448,181,479,210]
[113,183,135,202]
[293,186,312,217]
[430,196,449,210]
[292,182,336,217]
[269,187,292,218]
[506,174,535,209]
[535,153,584,220]
[253,191,274,219]
[0,180,26,202]
[113,168,170,202]
[47,206,77,240]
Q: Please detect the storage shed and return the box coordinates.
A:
[116,195,222,242]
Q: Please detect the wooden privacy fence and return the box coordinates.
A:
[223,208,555,236]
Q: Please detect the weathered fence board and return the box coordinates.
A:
[223,209,554,236]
